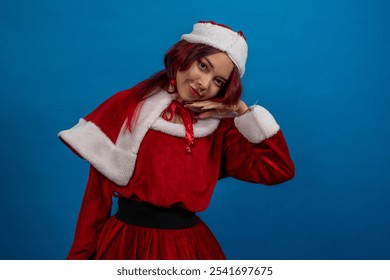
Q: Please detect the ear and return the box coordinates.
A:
[167,79,176,93]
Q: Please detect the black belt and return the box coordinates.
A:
[115,197,198,229]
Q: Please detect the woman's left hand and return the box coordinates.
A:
[184,100,249,119]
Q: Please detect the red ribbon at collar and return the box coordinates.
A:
[161,100,197,153]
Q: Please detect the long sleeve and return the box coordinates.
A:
[220,105,295,185]
[67,166,113,259]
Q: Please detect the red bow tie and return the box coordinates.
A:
[161,100,198,153]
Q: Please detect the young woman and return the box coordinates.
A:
[59,21,295,260]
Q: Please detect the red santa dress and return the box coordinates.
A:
[58,88,295,260]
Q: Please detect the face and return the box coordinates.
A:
[175,52,234,102]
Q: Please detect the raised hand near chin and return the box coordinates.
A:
[184,100,249,119]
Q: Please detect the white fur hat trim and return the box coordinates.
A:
[181,21,248,77]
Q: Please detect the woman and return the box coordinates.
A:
[59,21,295,260]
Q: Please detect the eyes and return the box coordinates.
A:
[198,60,226,87]
[199,61,207,71]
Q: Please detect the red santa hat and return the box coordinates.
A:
[181,21,248,77]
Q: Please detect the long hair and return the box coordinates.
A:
[123,40,243,130]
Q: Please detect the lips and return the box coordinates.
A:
[189,86,200,98]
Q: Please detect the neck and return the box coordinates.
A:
[168,92,183,103]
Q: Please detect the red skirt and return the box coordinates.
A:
[94,216,226,260]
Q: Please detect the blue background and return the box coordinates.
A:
[1,0,389,259]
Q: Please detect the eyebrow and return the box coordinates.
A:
[204,57,215,70]
[204,57,229,81]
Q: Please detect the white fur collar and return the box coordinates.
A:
[58,90,220,186]
[151,116,220,138]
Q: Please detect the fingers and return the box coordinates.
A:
[185,101,214,109]
[184,100,241,119]
[198,110,219,119]
[185,101,224,111]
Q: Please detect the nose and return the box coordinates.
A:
[197,75,211,93]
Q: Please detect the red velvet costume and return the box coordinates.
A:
[59,88,294,260]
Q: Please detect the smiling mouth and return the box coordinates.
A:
[189,86,200,97]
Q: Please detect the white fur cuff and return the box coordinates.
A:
[234,105,280,143]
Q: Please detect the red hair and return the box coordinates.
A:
[123,40,243,130]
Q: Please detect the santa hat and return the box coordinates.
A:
[181,21,248,77]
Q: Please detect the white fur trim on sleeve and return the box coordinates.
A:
[58,118,134,186]
[58,90,173,186]
[234,105,280,143]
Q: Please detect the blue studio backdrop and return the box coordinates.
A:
[1,0,389,259]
